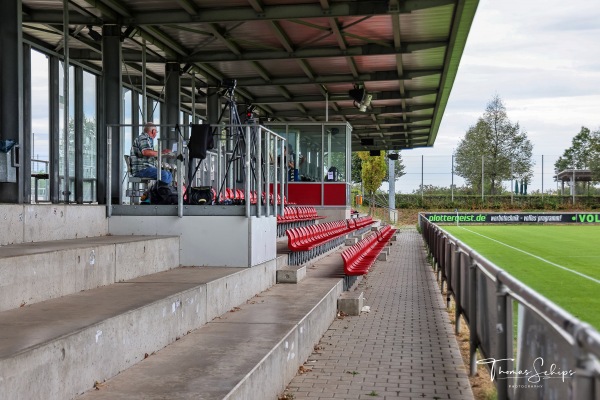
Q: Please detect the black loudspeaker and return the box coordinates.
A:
[188,124,214,160]
[187,186,213,205]
[361,138,374,146]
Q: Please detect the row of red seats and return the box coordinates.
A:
[352,216,373,229]
[216,188,287,205]
[286,220,352,251]
[277,206,326,224]
[341,225,397,276]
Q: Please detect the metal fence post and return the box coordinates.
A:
[453,248,462,334]
[572,352,595,399]
[445,239,452,308]
[106,126,112,218]
[496,280,509,400]
[469,258,478,376]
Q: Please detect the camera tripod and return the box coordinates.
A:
[214,83,264,204]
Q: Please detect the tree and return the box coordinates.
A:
[351,152,362,183]
[357,151,387,207]
[554,126,599,171]
[454,95,534,195]
[351,152,406,183]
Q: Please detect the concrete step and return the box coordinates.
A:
[0,235,180,312]
[0,205,108,246]
[78,273,343,400]
[0,265,276,400]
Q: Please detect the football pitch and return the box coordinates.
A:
[442,225,600,330]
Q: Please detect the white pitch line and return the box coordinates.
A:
[459,227,600,285]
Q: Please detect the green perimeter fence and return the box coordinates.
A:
[419,213,600,400]
[396,194,600,210]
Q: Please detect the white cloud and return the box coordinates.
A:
[394,0,600,193]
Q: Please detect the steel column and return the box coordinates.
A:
[101,24,122,205]
[0,0,24,203]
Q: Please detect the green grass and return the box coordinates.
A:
[443,225,600,330]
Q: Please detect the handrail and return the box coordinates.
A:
[106,123,285,218]
[419,213,600,400]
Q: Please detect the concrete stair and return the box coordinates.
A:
[0,265,280,399]
[0,235,180,312]
[78,273,342,400]
[0,205,345,400]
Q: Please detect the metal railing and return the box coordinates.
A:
[419,214,600,400]
[361,194,398,224]
[107,123,286,218]
[31,159,49,203]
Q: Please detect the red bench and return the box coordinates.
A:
[285,220,354,265]
[276,206,327,237]
[341,225,396,276]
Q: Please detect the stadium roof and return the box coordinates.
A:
[21,0,479,151]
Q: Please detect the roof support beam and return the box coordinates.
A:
[180,42,446,63]
[24,1,457,25]
[251,90,437,105]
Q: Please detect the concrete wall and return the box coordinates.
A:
[206,258,277,321]
[108,215,277,268]
[0,205,108,245]
[0,236,180,312]
[315,206,350,222]
[225,280,343,400]
[250,216,277,266]
[0,257,277,400]
[0,285,208,400]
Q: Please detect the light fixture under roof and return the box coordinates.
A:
[349,85,372,112]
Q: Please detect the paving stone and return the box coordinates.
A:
[282,229,474,400]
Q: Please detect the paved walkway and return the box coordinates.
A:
[283,228,474,400]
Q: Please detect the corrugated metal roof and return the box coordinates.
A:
[21,0,479,150]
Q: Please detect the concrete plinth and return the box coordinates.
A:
[277,265,307,283]
[337,291,364,316]
[109,214,277,268]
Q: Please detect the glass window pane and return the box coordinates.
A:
[30,49,50,202]
[122,88,132,204]
[324,125,347,182]
[68,66,75,201]
[83,71,97,202]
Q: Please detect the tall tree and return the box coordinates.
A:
[351,152,405,183]
[351,152,363,183]
[554,127,597,171]
[357,151,387,207]
[454,95,534,195]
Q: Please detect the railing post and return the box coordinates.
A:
[572,324,597,400]
[444,240,451,308]
[469,258,478,376]
[245,126,251,218]
[495,280,509,400]
[453,248,462,335]
[265,135,271,217]
[257,127,262,218]
[106,126,112,217]
[572,351,595,400]
[177,131,183,218]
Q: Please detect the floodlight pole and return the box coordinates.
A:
[481,155,484,201]
[388,152,395,222]
[510,163,513,205]
[451,153,454,202]
[541,155,544,200]
[421,155,424,201]
[572,167,576,205]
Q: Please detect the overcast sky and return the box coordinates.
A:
[393,0,600,194]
